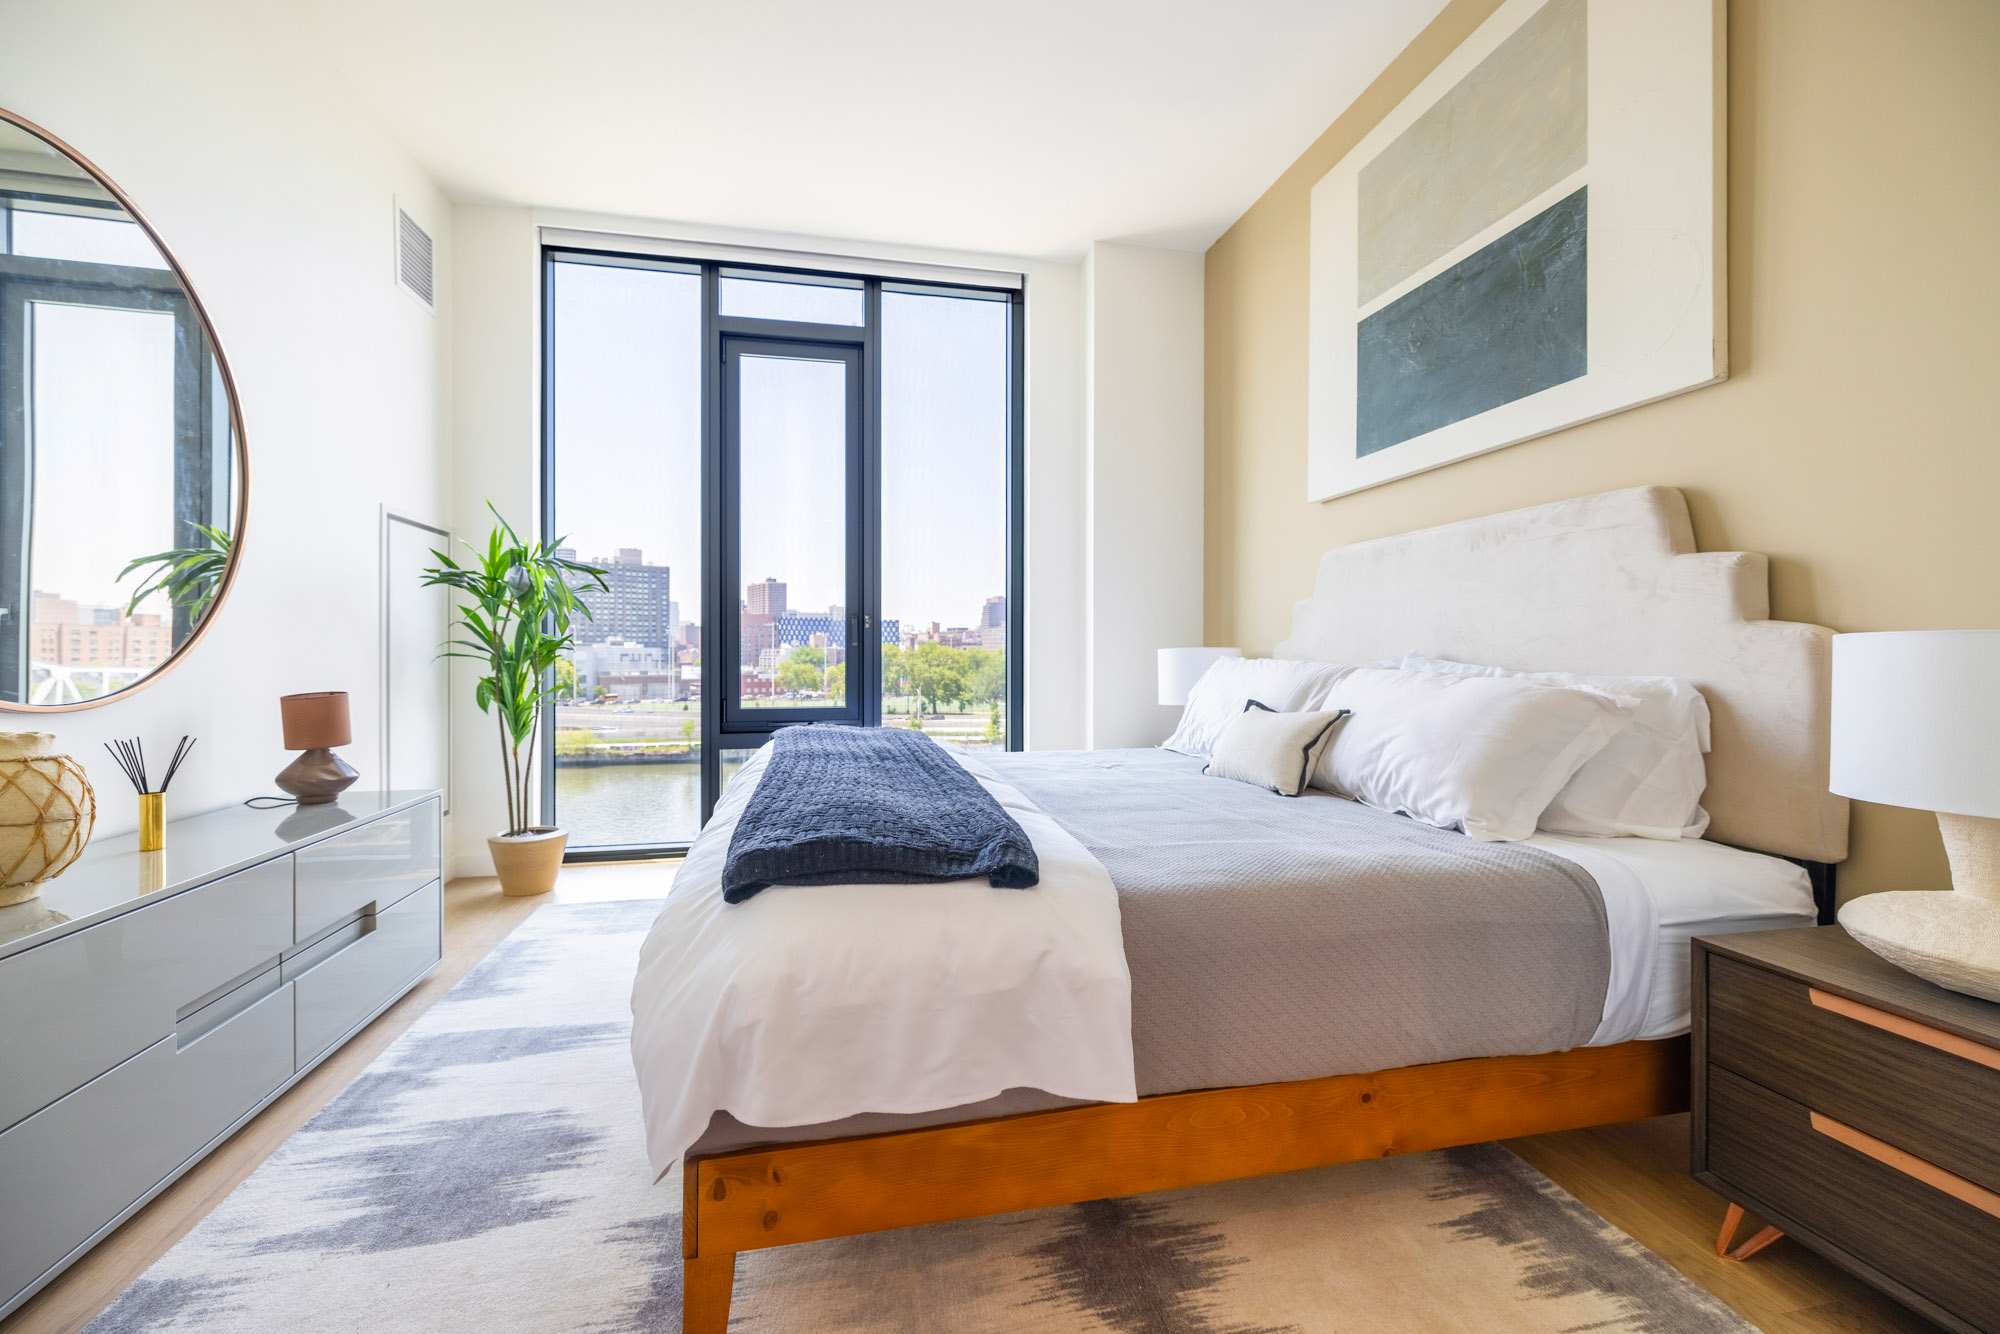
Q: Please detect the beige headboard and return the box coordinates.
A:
[1274,486,1849,863]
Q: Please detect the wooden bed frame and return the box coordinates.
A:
[673,486,1852,1329]
[681,1036,1689,1329]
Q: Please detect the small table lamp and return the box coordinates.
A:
[1158,646,1242,707]
[1830,630,2000,1001]
[277,691,359,805]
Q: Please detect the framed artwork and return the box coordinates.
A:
[1307,0,1725,502]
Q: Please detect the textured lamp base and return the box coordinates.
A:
[275,747,359,805]
[1839,812,2000,1003]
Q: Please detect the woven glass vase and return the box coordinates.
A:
[0,732,97,906]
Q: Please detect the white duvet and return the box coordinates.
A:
[629,744,1136,1174]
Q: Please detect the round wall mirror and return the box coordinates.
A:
[0,109,246,710]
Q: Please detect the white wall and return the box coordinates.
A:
[1082,241,1206,749]
[0,2,452,837]
[445,205,542,876]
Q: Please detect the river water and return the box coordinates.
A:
[555,763,704,847]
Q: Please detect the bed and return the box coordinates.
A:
[637,485,1850,1332]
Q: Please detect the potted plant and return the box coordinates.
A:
[423,505,606,896]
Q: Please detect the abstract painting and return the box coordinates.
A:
[1308,0,1724,501]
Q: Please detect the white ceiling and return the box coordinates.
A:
[295,0,1445,260]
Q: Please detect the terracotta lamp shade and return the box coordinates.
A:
[280,692,353,750]
[276,692,358,805]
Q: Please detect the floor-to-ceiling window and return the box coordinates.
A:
[543,247,1023,856]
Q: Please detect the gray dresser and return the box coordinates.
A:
[0,791,443,1317]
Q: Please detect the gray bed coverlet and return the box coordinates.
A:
[692,747,1609,1154]
[989,748,1610,1094]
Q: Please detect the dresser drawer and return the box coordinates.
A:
[1707,1065,2000,1331]
[290,879,439,1066]
[294,798,440,943]
[0,856,293,1133]
[0,975,293,1306]
[1707,954,2000,1194]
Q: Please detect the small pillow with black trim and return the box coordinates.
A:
[1204,700,1352,797]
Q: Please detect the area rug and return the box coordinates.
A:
[90,899,1753,1334]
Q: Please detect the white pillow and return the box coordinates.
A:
[1311,667,1638,841]
[1162,658,1355,757]
[1204,703,1350,797]
[1401,654,1711,839]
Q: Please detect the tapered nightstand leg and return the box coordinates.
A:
[1715,1203,1784,1260]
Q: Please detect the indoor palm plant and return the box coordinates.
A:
[423,504,606,896]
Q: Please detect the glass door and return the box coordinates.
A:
[718,338,865,736]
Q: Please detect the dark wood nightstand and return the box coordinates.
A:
[1692,925,2000,1334]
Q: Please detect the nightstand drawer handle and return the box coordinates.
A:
[1810,1112,2000,1220]
[1807,987,2000,1073]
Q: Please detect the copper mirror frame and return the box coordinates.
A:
[0,106,249,712]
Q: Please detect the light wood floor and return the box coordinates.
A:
[2,863,1945,1334]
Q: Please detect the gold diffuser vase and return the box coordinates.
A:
[104,736,196,858]
[137,791,165,853]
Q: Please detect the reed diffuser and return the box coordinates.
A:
[104,736,195,853]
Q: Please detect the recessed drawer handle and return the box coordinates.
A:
[1807,987,2000,1072]
[1810,1112,2000,1220]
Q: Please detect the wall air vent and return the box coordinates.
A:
[395,202,435,311]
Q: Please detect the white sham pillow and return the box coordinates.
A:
[1401,654,1711,839]
[1204,702,1350,797]
[1162,657,1356,757]
[1311,667,1638,842]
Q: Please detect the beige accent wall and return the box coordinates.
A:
[1204,0,2000,901]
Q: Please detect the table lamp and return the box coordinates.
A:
[1829,631,2000,1001]
[276,691,359,805]
[1158,646,1242,707]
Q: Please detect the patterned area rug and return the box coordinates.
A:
[90,899,1753,1334]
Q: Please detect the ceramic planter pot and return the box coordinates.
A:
[489,826,567,897]
[0,733,96,906]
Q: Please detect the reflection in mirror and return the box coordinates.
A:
[0,114,239,707]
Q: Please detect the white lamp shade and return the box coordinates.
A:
[1830,630,2000,817]
[1158,646,1241,707]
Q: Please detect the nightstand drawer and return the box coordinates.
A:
[1708,953,2000,1194]
[1708,1066,2000,1330]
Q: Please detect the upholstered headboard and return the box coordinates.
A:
[1274,486,1849,863]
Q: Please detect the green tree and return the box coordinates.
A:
[908,641,970,716]
[552,657,578,699]
[984,702,1004,744]
[825,661,846,702]
[880,642,909,704]
[679,718,696,745]
[966,648,1005,705]
[776,656,823,696]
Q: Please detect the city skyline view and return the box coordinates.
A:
[549,263,1009,633]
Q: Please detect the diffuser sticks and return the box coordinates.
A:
[104,735,194,852]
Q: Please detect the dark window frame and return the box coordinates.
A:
[540,244,1026,860]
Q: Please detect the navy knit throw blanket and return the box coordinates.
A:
[720,726,1040,904]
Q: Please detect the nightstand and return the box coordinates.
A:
[1692,925,2000,1334]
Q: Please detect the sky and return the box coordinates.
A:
[32,302,176,611]
[549,260,1008,636]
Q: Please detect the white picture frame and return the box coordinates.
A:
[1307,0,1726,503]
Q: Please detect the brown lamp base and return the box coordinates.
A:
[275,747,359,805]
